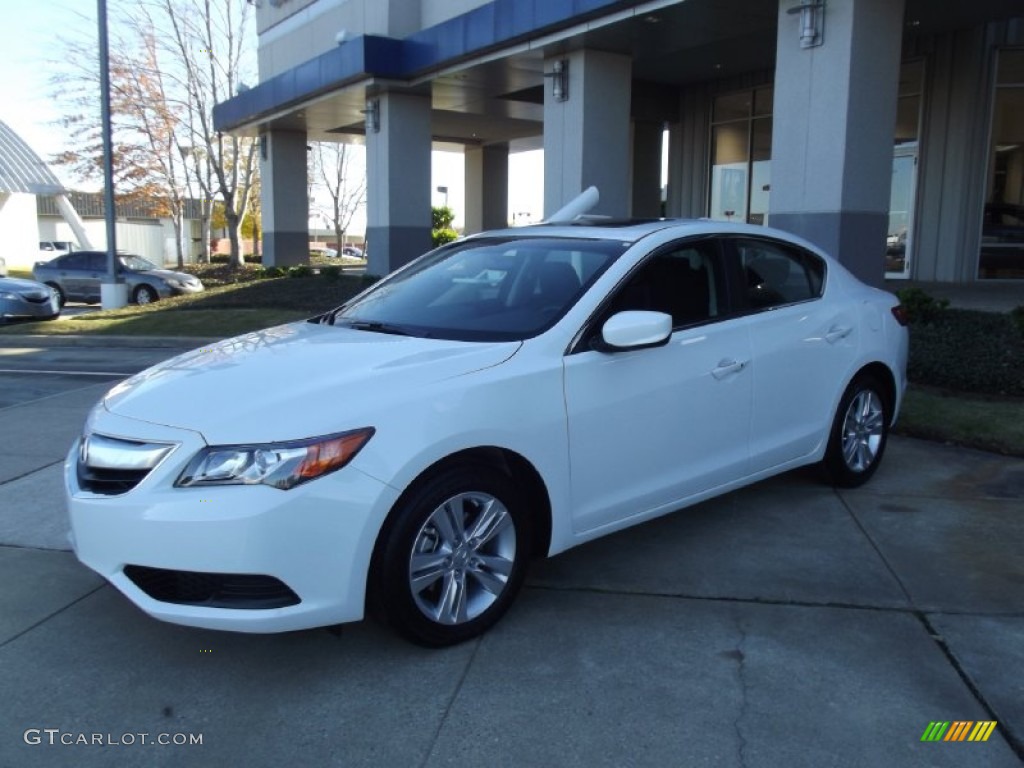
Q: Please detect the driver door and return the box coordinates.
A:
[562,238,753,535]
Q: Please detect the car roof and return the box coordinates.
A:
[468,218,817,247]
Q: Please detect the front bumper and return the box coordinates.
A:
[0,294,59,321]
[164,282,204,298]
[66,409,398,633]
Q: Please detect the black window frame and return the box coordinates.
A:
[568,236,738,355]
[723,236,827,314]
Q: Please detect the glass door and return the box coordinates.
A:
[886,144,917,279]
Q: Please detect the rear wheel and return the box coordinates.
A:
[823,374,890,487]
[372,465,531,647]
[133,284,158,305]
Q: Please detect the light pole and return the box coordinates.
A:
[98,0,127,308]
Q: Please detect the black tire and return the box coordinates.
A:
[45,282,66,308]
[822,374,891,488]
[133,284,158,305]
[371,465,531,647]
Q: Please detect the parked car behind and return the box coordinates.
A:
[67,206,908,647]
[0,256,7,277]
[33,251,204,306]
[0,276,61,323]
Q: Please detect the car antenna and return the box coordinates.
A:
[543,186,600,224]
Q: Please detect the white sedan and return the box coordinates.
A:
[66,216,908,646]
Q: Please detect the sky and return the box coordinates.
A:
[0,0,547,234]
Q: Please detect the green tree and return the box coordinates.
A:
[432,205,458,247]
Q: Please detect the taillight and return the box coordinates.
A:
[891,305,909,327]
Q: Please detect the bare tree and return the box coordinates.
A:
[157,0,258,268]
[311,142,366,251]
[49,0,257,268]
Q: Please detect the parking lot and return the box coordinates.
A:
[0,335,1021,767]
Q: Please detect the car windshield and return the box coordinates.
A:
[119,255,159,271]
[331,236,627,341]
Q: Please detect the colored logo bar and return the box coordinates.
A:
[921,721,997,742]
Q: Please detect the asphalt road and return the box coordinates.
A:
[0,336,1021,767]
[0,341,196,409]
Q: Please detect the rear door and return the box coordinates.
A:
[727,237,858,472]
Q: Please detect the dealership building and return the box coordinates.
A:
[214,0,1024,286]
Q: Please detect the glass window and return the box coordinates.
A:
[606,239,724,327]
[86,253,107,271]
[710,88,773,225]
[58,253,88,270]
[333,237,626,342]
[713,92,752,122]
[735,238,824,309]
[980,50,1024,279]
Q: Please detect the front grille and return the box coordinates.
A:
[77,465,150,495]
[77,433,175,495]
[23,293,51,304]
[124,565,301,609]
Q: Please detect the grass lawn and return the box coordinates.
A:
[896,386,1024,457]
[0,274,372,337]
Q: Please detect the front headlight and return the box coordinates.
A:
[176,428,375,490]
[0,291,17,300]
[165,278,183,288]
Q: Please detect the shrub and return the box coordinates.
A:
[319,265,342,282]
[896,287,949,324]
[906,308,1023,397]
[288,265,313,278]
[432,228,459,247]
[1012,305,1024,337]
[262,266,287,278]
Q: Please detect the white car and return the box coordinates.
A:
[66,215,908,646]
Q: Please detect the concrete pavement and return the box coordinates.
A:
[0,338,1021,767]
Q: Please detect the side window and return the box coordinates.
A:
[86,253,107,271]
[736,238,825,309]
[607,239,723,327]
[58,253,87,270]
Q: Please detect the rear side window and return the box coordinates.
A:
[735,238,825,309]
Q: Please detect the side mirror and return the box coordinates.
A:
[597,311,672,351]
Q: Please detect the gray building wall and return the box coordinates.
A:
[912,19,1024,281]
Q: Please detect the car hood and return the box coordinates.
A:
[102,321,521,444]
[0,277,50,296]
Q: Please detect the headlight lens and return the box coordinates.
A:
[0,291,17,300]
[176,428,375,490]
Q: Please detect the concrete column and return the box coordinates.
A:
[631,120,663,218]
[465,143,509,233]
[543,49,632,218]
[260,130,309,267]
[768,0,905,286]
[366,92,432,276]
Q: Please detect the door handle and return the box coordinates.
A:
[825,325,852,344]
[712,359,747,380]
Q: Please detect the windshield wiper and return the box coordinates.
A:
[337,320,414,337]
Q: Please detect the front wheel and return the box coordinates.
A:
[822,374,890,488]
[371,465,531,647]
[133,284,158,305]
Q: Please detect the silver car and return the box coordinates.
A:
[33,251,204,306]
[0,277,61,323]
